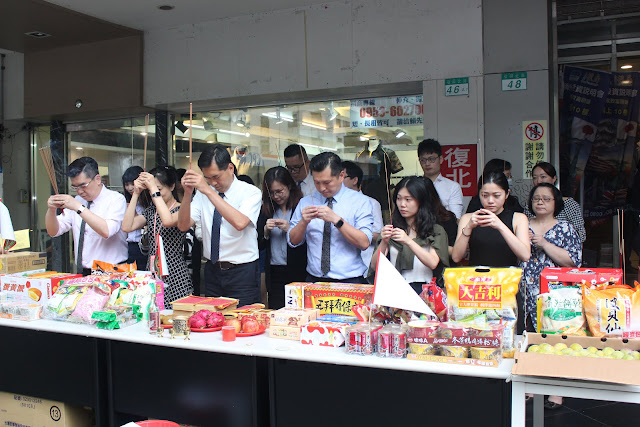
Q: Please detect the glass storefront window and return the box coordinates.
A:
[173,95,424,213]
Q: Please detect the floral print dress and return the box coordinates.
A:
[521,221,582,331]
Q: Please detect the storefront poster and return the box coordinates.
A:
[439,144,478,197]
[559,65,640,220]
[350,96,424,128]
[522,120,547,178]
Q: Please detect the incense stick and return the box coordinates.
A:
[382,148,392,226]
[39,146,58,194]
[189,103,193,170]
[143,114,149,171]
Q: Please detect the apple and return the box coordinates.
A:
[587,346,598,353]
[241,316,261,333]
[631,351,640,360]
[602,347,615,356]
[224,318,242,333]
[561,348,575,356]
[595,350,604,358]
[578,349,590,357]
[554,343,568,351]
[570,343,583,352]
[624,354,636,361]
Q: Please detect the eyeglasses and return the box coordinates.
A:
[419,156,439,165]
[286,164,304,173]
[70,175,96,191]
[269,189,286,198]
[532,196,553,203]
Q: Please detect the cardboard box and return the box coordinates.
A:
[0,252,47,274]
[284,282,311,308]
[301,321,350,347]
[512,332,640,385]
[0,391,92,427]
[407,353,500,367]
[0,273,80,305]
[303,283,373,316]
[269,325,301,340]
[269,308,318,327]
[539,267,623,294]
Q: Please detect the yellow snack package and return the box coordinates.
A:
[583,283,640,338]
[444,267,522,358]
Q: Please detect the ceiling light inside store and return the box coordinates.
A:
[621,64,633,69]
[299,143,338,152]
[218,129,251,137]
[395,130,406,138]
[262,112,294,123]
[140,132,147,136]
[328,110,338,121]
[301,121,327,130]
[236,112,247,128]
[75,147,83,150]
[359,136,369,141]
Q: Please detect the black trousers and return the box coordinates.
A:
[267,265,289,310]
[127,241,149,271]
[204,260,260,308]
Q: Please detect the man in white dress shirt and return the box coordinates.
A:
[418,139,463,219]
[284,144,314,197]
[178,145,262,307]
[46,157,128,275]
[342,161,382,275]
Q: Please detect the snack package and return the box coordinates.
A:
[44,285,88,320]
[91,305,134,323]
[444,267,522,357]
[419,281,448,321]
[536,285,587,335]
[583,283,640,337]
[92,260,137,276]
[69,285,110,324]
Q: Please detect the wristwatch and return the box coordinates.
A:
[150,191,161,198]
[335,218,344,229]
[76,205,85,215]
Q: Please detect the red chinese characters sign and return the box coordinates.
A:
[439,144,478,197]
[458,284,502,308]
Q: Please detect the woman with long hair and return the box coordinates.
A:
[257,166,307,309]
[424,177,457,261]
[121,166,148,269]
[453,171,530,267]
[527,162,586,242]
[370,176,449,294]
[122,166,192,308]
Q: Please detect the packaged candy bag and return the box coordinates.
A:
[536,285,586,335]
[419,281,448,321]
[69,285,110,324]
[44,284,88,320]
[583,283,640,338]
[444,267,522,358]
[92,260,137,276]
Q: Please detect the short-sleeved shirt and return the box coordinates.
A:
[190,176,262,263]
[298,173,315,198]
[54,185,128,268]
[361,195,383,268]
[288,184,374,279]
[433,174,464,219]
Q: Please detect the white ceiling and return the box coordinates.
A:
[43,0,334,31]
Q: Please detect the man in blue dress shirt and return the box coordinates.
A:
[288,152,374,283]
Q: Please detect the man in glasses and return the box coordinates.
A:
[284,144,314,197]
[45,157,128,275]
[178,145,262,307]
[418,139,463,219]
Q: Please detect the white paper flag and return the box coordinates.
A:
[372,251,436,317]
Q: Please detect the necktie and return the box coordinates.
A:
[76,201,92,274]
[321,197,334,275]
[210,193,225,263]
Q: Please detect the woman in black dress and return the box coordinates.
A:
[257,167,307,309]
[122,166,193,308]
[452,170,530,267]
[122,166,149,269]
